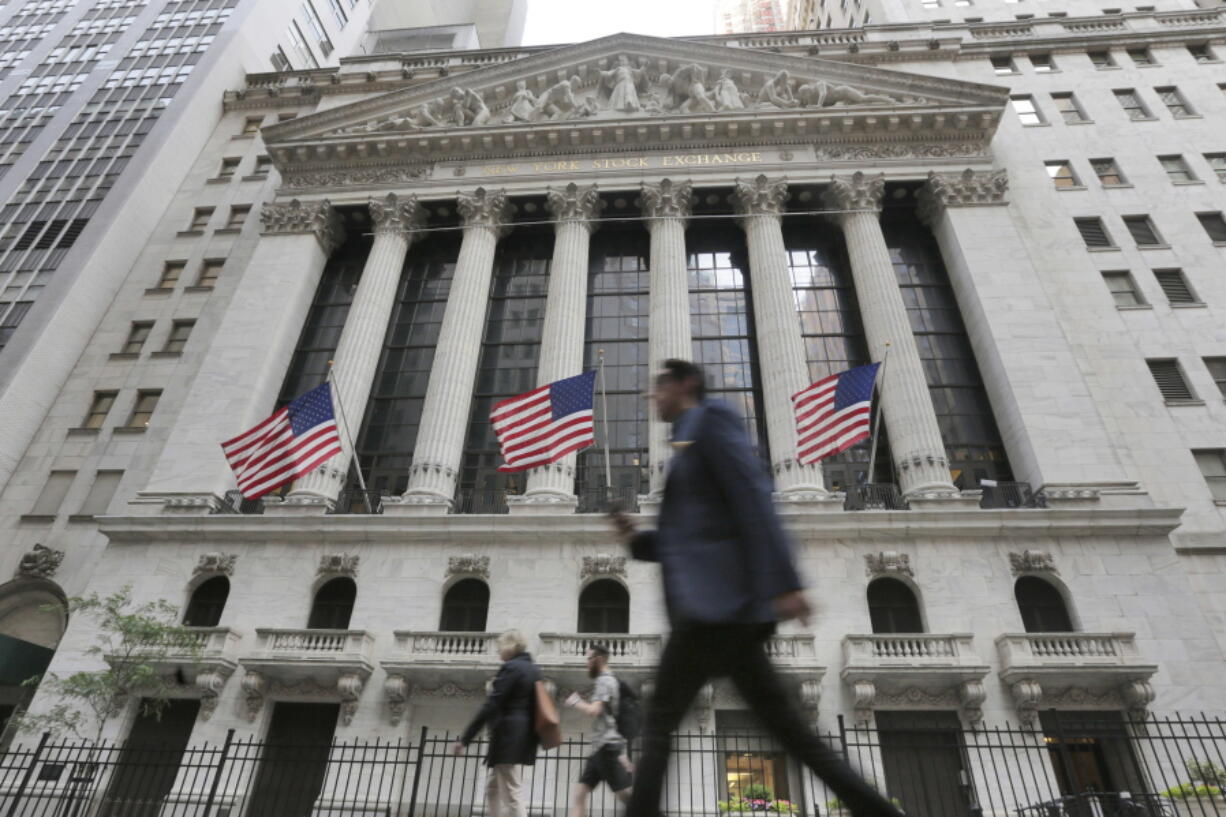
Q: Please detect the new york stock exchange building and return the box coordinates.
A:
[3,14,1226,817]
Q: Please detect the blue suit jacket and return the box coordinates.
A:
[630,400,803,626]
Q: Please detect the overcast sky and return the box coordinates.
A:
[520,0,717,47]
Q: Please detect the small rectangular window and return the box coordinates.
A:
[1045,160,1079,188]
[120,321,153,355]
[1030,53,1055,72]
[163,320,194,353]
[1204,153,1226,182]
[1146,359,1195,401]
[1075,217,1113,248]
[254,155,273,176]
[189,207,213,231]
[76,470,123,518]
[1102,271,1143,307]
[197,259,224,288]
[1192,449,1226,501]
[30,470,75,517]
[1010,95,1044,125]
[992,56,1017,75]
[1127,47,1154,66]
[1158,155,1197,183]
[1051,92,1088,123]
[83,391,117,429]
[157,261,184,290]
[226,205,250,229]
[1123,215,1162,246]
[1189,44,1214,63]
[217,157,240,178]
[1088,50,1115,69]
[242,116,263,135]
[1154,269,1199,304]
[1114,89,1151,120]
[127,390,161,429]
[1090,158,1126,186]
[1203,357,1226,398]
[1196,212,1226,243]
[271,47,292,72]
[1156,86,1193,117]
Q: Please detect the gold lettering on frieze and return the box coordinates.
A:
[473,152,766,177]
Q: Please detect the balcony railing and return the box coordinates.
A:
[576,486,641,514]
[328,489,385,515]
[765,633,819,667]
[216,490,264,514]
[393,631,500,660]
[996,632,1151,670]
[842,633,983,666]
[452,491,510,514]
[843,483,908,511]
[979,481,1046,509]
[537,633,664,666]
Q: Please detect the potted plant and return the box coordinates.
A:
[718,785,799,813]
[1164,760,1225,817]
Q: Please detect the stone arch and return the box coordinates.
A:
[865,576,925,634]
[1014,574,1077,633]
[577,578,629,634]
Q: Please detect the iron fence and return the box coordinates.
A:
[844,483,908,511]
[1,715,1223,817]
[979,482,1046,510]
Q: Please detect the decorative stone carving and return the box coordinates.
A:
[796,79,902,108]
[281,165,431,189]
[732,174,788,217]
[1009,679,1044,727]
[318,553,359,577]
[457,187,512,233]
[545,182,603,226]
[506,80,537,122]
[259,199,345,254]
[640,178,693,220]
[757,70,798,108]
[959,680,987,726]
[917,168,1009,226]
[369,193,427,237]
[598,55,650,113]
[412,680,484,698]
[447,555,490,580]
[864,551,913,579]
[193,552,237,577]
[823,171,885,213]
[528,75,593,121]
[385,674,409,725]
[874,686,961,708]
[15,544,64,579]
[196,670,230,721]
[446,87,491,126]
[852,680,876,723]
[1041,685,1121,708]
[337,672,365,726]
[241,671,266,722]
[1009,550,1058,576]
[800,679,821,728]
[660,63,716,113]
[695,683,715,732]
[580,554,626,580]
[162,494,225,513]
[1122,679,1155,716]
[712,69,744,111]
[813,142,986,161]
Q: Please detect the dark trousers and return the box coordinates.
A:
[626,624,904,817]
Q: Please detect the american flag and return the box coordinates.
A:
[492,371,596,473]
[221,382,342,499]
[792,363,882,465]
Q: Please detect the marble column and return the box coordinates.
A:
[823,173,959,499]
[732,175,829,499]
[139,200,344,512]
[516,183,602,512]
[284,194,425,509]
[396,188,511,514]
[640,179,693,499]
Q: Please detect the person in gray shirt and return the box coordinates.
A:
[564,644,633,817]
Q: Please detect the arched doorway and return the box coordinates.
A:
[0,579,68,740]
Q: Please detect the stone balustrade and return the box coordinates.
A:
[996,632,1146,668]
[843,633,980,666]
[394,630,501,660]
[766,633,819,667]
[537,632,665,665]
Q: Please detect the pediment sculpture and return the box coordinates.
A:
[336,55,925,135]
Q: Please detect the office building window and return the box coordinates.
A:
[270,46,292,71]
[1015,576,1074,633]
[1204,153,1226,182]
[1090,158,1126,186]
[1188,44,1215,63]
[1088,50,1115,69]
[1146,359,1195,401]
[1193,450,1226,501]
[286,21,319,69]
[225,205,250,229]
[29,471,75,517]
[1158,155,1197,183]
[1010,95,1044,125]
[439,579,490,632]
[868,578,924,634]
[991,55,1018,75]
[254,155,273,177]
[1075,217,1113,248]
[301,1,333,55]
[126,390,161,429]
[197,259,224,288]
[1202,358,1226,398]
[216,157,240,179]
[1051,93,1087,123]
[241,116,263,135]
[1127,47,1155,66]
[188,207,213,231]
[1030,53,1056,72]
[75,470,123,518]
[1045,160,1079,188]
[1122,215,1162,246]
[1114,89,1151,120]
[327,0,348,27]
[1153,269,1199,304]
[163,320,194,353]
[83,391,117,429]
[120,322,153,355]
[1155,86,1194,116]
[1102,271,1144,306]
[1196,212,1226,243]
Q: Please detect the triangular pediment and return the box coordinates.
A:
[262,32,1007,177]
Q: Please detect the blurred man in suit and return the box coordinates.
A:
[610,360,904,817]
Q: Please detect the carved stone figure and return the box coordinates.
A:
[796,79,898,108]
[16,543,64,579]
[530,76,582,121]
[712,69,744,111]
[661,63,716,113]
[506,79,537,123]
[448,87,490,126]
[598,55,649,113]
[757,70,798,108]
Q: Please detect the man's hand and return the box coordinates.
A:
[564,692,582,708]
[772,590,813,627]
[607,508,637,545]
[451,740,466,756]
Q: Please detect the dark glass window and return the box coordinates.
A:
[1015,576,1074,633]
[578,579,629,633]
[183,576,229,627]
[576,222,650,502]
[867,577,923,634]
[308,577,356,629]
[884,213,1012,486]
[457,227,552,507]
[439,579,490,632]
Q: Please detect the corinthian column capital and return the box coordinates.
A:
[917,168,1010,226]
[732,174,788,219]
[546,182,603,232]
[260,198,345,254]
[640,178,693,221]
[369,192,427,238]
[457,187,512,235]
[822,171,885,216]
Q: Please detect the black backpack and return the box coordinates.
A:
[615,679,642,741]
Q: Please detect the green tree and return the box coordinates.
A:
[17,585,202,744]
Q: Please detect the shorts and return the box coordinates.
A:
[579,745,632,792]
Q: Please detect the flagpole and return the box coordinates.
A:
[866,343,891,486]
[327,361,372,513]
[597,349,613,506]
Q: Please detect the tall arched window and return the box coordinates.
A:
[308,577,356,630]
[439,579,490,632]
[867,578,923,634]
[183,576,230,627]
[578,580,629,634]
[1015,576,1074,633]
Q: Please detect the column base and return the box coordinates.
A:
[773,489,845,513]
[262,494,332,515]
[906,489,982,511]
[506,492,578,516]
[383,493,453,516]
[147,493,225,515]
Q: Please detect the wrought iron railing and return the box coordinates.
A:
[216,490,264,515]
[843,483,908,511]
[327,490,384,515]
[451,491,510,514]
[576,486,641,514]
[980,481,1047,509]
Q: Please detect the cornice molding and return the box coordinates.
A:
[259,199,345,254]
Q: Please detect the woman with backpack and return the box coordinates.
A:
[563,644,640,817]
